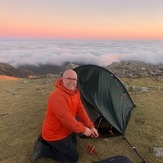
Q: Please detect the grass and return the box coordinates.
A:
[0,77,162,163]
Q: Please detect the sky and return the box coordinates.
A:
[1,0,163,40]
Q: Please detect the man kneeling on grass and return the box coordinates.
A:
[31,69,99,163]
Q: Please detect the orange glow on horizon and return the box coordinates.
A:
[1,18,163,40]
[1,1,163,40]
[1,27,163,40]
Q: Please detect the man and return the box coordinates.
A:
[31,69,99,162]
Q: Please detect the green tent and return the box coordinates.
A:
[74,65,135,135]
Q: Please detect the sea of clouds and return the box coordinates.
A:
[0,39,163,67]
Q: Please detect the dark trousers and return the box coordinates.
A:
[40,133,79,162]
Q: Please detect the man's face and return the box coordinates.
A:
[62,71,77,90]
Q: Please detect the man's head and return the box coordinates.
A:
[62,69,78,90]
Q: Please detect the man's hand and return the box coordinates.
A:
[90,128,99,138]
[83,127,93,137]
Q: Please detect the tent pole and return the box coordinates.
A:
[96,116,103,130]
[88,117,103,154]
[123,136,147,163]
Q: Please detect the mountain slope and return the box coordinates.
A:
[0,62,35,78]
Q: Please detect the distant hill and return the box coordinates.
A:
[106,61,163,78]
[18,64,66,75]
[18,62,83,75]
[0,61,162,78]
[0,62,81,78]
[0,62,35,78]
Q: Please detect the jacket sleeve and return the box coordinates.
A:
[49,92,86,134]
[77,95,94,129]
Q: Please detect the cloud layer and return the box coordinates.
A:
[0,40,163,67]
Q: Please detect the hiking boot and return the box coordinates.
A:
[30,139,42,163]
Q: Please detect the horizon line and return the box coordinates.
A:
[0,37,163,41]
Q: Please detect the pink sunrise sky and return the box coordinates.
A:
[0,0,163,40]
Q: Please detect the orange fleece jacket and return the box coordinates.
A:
[42,78,94,141]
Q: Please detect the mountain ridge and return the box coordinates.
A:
[0,61,162,78]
